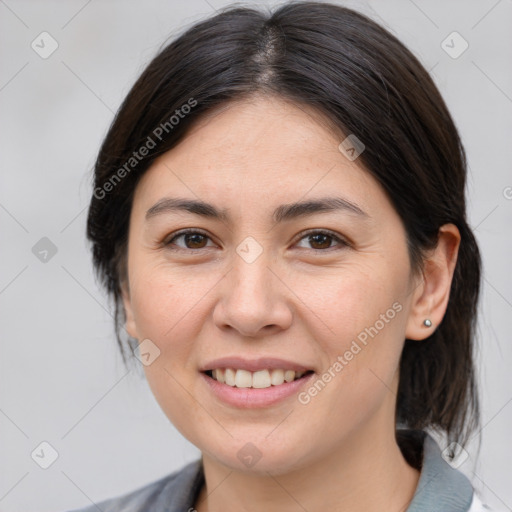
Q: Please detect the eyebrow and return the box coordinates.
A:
[145,196,369,224]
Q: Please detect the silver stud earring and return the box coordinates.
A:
[423,319,432,327]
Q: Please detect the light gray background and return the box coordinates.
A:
[0,0,511,511]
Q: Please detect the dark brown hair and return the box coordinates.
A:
[86,1,481,452]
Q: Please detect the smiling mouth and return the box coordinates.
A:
[203,368,315,389]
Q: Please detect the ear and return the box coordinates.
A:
[120,280,138,340]
[405,223,461,340]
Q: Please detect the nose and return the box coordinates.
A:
[212,251,293,338]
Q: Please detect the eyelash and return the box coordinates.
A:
[163,228,350,253]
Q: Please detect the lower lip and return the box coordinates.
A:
[200,372,315,408]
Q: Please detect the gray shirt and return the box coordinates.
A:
[66,430,489,512]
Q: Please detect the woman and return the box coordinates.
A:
[70,2,496,510]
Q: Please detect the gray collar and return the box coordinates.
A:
[404,430,474,511]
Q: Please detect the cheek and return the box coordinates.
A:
[302,261,408,398]
[296,273,407,447]
[301,261,406,346]
[128,266,209,433]
[128,261,219,387]
[129,261,202,341]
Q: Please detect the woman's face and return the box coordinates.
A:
[122,95,422,474]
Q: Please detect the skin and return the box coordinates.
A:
[121,94,460,512]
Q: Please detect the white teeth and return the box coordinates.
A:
[209,368,309,388]
[235,369,252,388]
[270,369,284,385]
[252,370,271,388]
[224,368,236,386]
[213,368,225,384]
[284,370,295,383]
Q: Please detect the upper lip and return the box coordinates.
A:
[200,356,314,373]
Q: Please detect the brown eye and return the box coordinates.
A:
[165,229,214,251]
[308,233,332,250]
[182,233,208,249]
[295,230,349,251]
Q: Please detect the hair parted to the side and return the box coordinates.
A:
[86,1,481,453]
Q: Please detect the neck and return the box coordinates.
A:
[195,417,420,512]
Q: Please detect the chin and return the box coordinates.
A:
[201,435,313,476]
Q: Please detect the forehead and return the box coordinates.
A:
[132,96,388,220]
